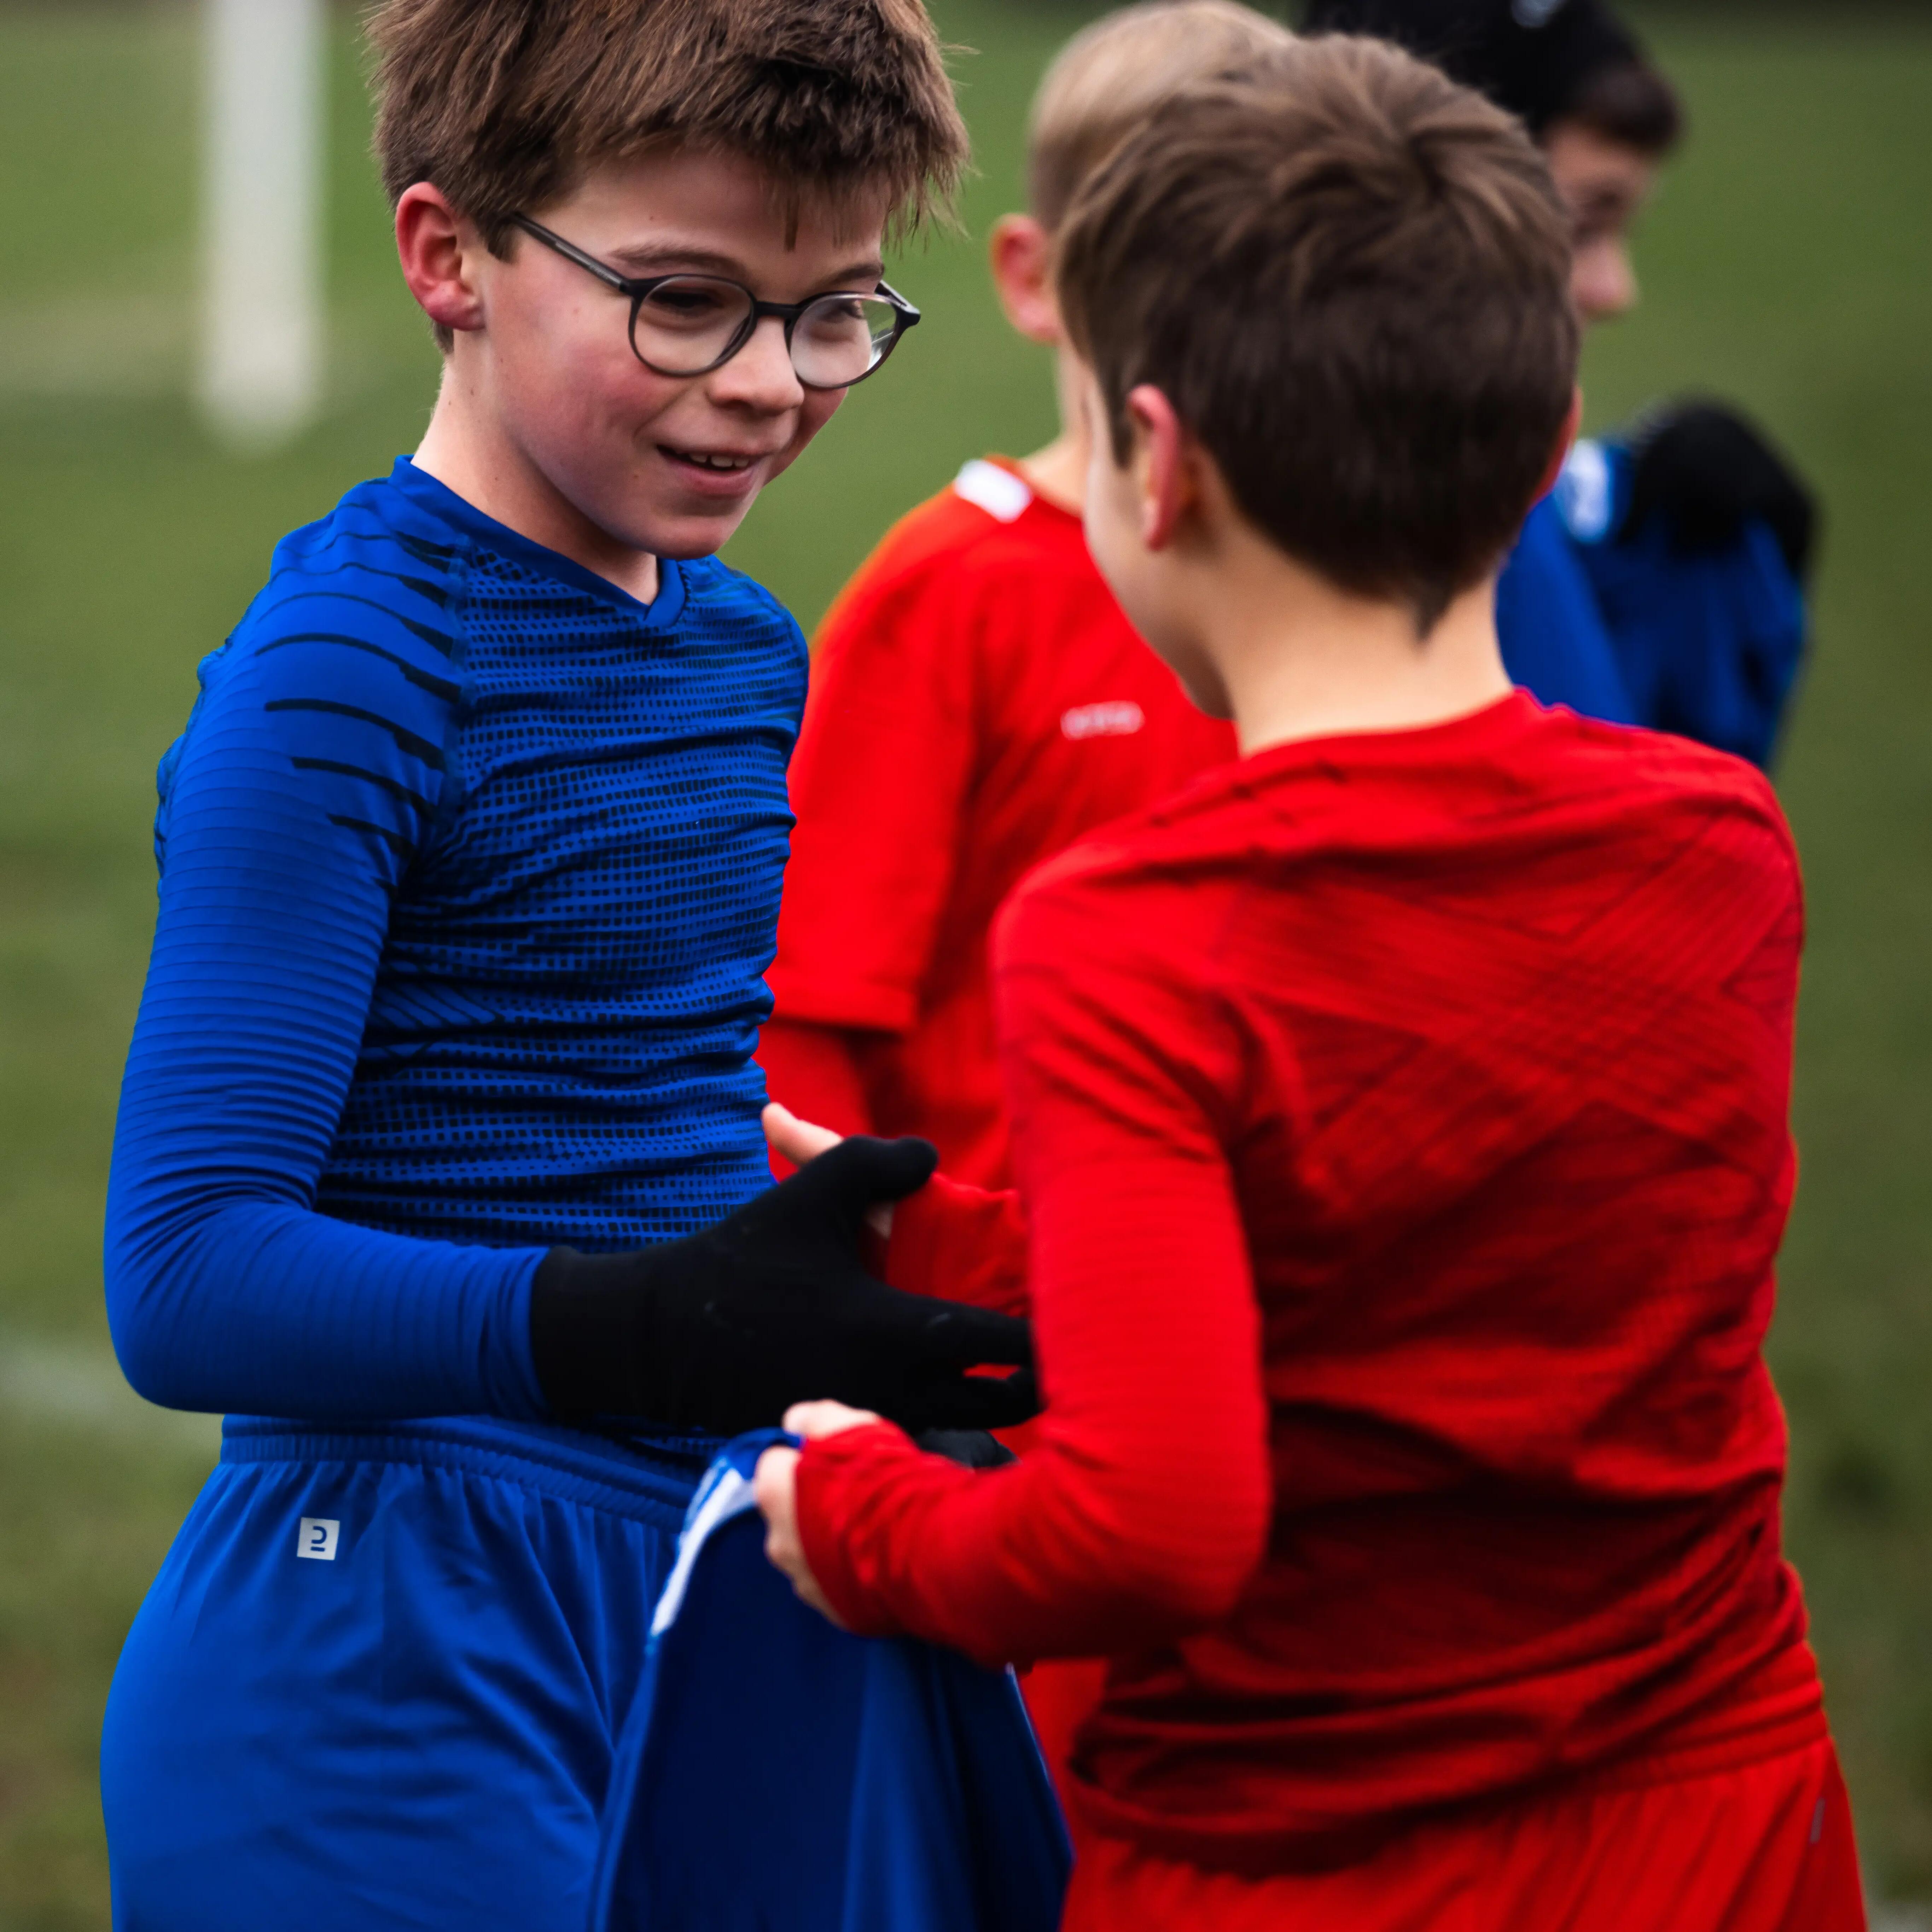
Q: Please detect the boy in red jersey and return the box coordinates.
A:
[758,0,1290,1185]
[755,38,1866,1931]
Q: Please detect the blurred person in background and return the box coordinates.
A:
[1306,0,1820,767]
[759,0,1291,1827]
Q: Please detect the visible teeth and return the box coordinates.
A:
[676,450,754,471]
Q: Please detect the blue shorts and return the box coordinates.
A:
[102,1416,701,1932]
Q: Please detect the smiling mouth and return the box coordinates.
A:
[663,446,762,473]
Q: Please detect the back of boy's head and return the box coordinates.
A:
[368,0,967,251]
[1026,1,1297,232]
[1057,35,1579,630]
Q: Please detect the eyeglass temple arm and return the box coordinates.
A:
[510,215,635,295]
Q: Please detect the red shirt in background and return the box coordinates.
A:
[764,456,1235,1186]
[799,694,1827,1875]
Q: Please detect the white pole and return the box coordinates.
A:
[198,0,326,446]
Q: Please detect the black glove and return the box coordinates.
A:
[529,1134,1038,1437]
[916,1428,1019,1470]
[1623,399,1818,585]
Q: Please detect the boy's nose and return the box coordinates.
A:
[1572,238,1638,325]
[712,314,807,411]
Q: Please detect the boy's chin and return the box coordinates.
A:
[608,490,762,563]
[648,507,758,561]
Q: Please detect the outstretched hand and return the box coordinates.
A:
[531,1131,1037,1436]
[762,1100,843,1169]
[763,1102,894,1235]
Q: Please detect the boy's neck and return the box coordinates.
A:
[413,370,662,606]
[1017,343,1095,516]
[1018,432,1087,517]
[1192,528,1514,758]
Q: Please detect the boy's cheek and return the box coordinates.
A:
[763,389,849,484]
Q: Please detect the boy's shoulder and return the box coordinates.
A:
[1000,698,1798,956]
[1537,704,1797,867]
[876,458,1081,580]
[817,458,1090,642]
[230,463,468,665]
[204,467,467,726]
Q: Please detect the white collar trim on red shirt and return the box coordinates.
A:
[953,458,1034,524]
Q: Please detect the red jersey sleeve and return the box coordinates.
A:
[795,863,1273,1666]
[769,524,980,1035]
[883,1169,1029,1318]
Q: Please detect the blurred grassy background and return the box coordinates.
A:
[0,2,1928,1923]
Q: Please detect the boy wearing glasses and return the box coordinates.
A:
[758,37,1864,1932]
[97,3,1032,1927]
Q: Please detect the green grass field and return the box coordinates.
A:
[1,4,1929,1923]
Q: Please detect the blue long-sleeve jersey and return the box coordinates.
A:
[106,458,805,1424]
[1496,437,1807,768]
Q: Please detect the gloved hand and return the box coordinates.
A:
[1623,399,1818,584]
[916,1428,1020,1470]
[529,1134,1038,1437]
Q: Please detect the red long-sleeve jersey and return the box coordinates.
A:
[798,692,1825,1871]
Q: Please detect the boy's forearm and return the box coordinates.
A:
[884,1170,1030,1318]
[794,1398,1267,1668]
[106,1194,548,1420]
[797,1151,1271,1665]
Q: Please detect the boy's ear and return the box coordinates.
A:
[1532,388,1587,505]
[988,215,1062,346]
[1125,384,1195,552]
[396,183,488,338]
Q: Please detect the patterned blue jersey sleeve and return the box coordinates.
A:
[105,535,548,1421]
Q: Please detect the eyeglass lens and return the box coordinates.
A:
[631,278,901,386]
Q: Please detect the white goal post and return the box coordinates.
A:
[198,0,326,446]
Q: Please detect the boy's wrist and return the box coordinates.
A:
[528,1246,658,1420]
[887,1171,1030,1318]
[793,1422,929,1638]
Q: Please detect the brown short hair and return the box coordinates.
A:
[1026,1,1296,232]
[369,0,968,345]
[1559,60,1683,157]
[1057,36,1578,629]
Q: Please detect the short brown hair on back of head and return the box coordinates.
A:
[1056,36,1579,631]
[1026,1,1296,232]
[368,0,968,346]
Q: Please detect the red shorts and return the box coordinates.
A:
[1062,1738,1866,1932]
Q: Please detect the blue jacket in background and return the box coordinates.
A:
[1497,437,1808,769]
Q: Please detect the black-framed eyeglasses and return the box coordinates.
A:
[511,215,920,391]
